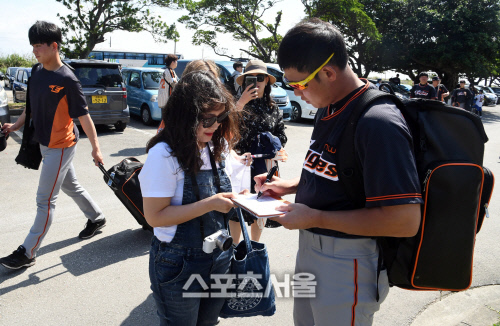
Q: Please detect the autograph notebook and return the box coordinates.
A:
[231,194,290,218]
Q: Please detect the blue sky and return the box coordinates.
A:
[0,0,306,60]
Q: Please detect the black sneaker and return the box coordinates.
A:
[79,218,106,239]
[0,246,36,269]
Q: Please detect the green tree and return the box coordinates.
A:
[378,0,500,90]
[57,0,180,59]
[178,0,283,62]
[303,0,383,77]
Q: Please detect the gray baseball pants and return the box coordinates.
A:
[293,229,390,326]
[23,144,104,259]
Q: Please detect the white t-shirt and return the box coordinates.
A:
[475,94,484,108]
[139,141,238,242]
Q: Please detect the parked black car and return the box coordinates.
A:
[13,67,31,103]
[63,59,130,131]
[5,67,21,89]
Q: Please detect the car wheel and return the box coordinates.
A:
[141,105,153,125]
[114,121,127,132]
[290,102,302,122]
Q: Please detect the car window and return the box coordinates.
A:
[129,72,141,88]
[23,71,28,84]
[216,64,230,83]
[142,71,162,90]
[267,67,284,84]
[72,64,123,87]
[16,70,23,82]
[175,61,189,77]
[121,70,131,85]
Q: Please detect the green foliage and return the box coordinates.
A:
[178,0,283,62]
[377,0,500,89]
[57,0,179,59]
[303,0,383,77]
[0,54,37,74]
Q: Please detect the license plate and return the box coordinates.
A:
[92,95,107,104]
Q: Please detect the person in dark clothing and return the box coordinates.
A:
[410,72,437,99]
[229,59,288,243]
[389,73,401,85]
[451,80,473,110]
[432,76,449,103]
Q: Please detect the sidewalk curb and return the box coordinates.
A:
[411,284,500,326]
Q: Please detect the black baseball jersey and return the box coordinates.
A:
[451,88,472,104]
[410,83,437,99]
[30,64,89,148]
[295,81,423,237]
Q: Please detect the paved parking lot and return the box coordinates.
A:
[1,102,499,325]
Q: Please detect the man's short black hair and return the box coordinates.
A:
[233,61,243,70]
[278,18,348,74]
[28,21,62,49]
[165,54,178,67]
[418,72,428,78]
[460,80,466,83]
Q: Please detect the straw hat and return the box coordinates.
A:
[236,59,276,86]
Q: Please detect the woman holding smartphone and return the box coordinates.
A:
[229,59,288,243]
[140,71,246,325]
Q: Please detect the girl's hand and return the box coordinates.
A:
[237,152,253,166]
[209,192,237,213]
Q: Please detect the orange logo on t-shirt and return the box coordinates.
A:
[49,85,64,93]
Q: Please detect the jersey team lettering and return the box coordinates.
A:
[303,149,338,181]
[49,85,64,93]
[414,89,430,97]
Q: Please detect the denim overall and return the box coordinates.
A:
[149,147,233,326]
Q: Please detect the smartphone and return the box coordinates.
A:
[244,76,257,90]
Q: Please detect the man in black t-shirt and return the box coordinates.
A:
[432,76,449,103]
[451,80,473,111]
[0,21,106,270]
[389,73,401,85]
[256,19,422,326]
[410,72,437,99]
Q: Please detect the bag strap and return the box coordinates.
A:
[21,64,41,143]
[236,207,252,254]
[336,88,401,208]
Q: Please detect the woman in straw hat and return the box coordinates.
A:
[229,59,288,243]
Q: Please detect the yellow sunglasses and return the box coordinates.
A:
[283,52,335,90]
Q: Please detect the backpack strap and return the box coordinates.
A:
[336,88,401,208]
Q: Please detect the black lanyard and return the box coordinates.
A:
[189,144,226,239]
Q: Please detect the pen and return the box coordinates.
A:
[251,154,273,159]
[256,165,278,199]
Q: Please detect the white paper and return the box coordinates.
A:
[232,194,286,218]
[229,156,251,194]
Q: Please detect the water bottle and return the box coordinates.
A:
[108,172,115,186]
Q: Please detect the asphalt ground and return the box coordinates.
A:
[0,93,499,325]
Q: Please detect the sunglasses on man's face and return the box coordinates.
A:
[200,110,230,128]
[283,52,335,90]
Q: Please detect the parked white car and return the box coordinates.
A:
[267,64,318,122]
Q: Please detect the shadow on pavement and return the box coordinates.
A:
[0,229,152,294]
[121,293,157,326]
[481,109,500,125]
[110,147,146,157]
[59,228,151,276]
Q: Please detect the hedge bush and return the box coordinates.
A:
[0,54,37,74]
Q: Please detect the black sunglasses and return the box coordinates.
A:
[255,74,267,82]
[201,111,230,128]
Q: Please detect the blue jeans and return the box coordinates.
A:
[149,236,232,326]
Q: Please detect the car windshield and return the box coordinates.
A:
[142,71,162,89]
[72,65,123,88]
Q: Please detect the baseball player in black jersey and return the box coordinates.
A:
[410,72,437,99]
[432,76,449,102]
[255,19,422,326]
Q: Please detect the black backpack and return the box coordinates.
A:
[226,74,241,96]
[337,88,494,291]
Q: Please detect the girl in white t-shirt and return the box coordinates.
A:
[140,71,249,325]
